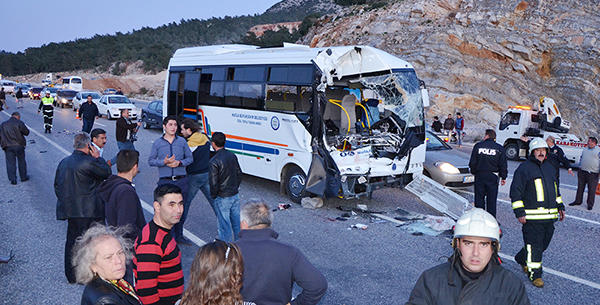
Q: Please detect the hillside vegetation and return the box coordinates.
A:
[0,0,341,76]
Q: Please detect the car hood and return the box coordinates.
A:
[426,148,470,168]
[106,104,136,108]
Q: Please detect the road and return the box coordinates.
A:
[0,95,599,304]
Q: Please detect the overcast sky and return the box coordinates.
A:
[1,0,280,53]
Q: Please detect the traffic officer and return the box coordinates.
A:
[510,137,565,288]
[38,91,54,133]
[469,129,508,218]
[406,208,530,304]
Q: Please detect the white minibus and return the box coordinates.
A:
[62,76,83,91]
[163,44,429,202]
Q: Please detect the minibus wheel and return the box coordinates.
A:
[285,166,306,204]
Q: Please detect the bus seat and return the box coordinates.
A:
[299,94,311,112]
[340,94,357,134]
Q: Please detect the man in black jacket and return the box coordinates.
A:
[406,208,530,305]
[109,109,141,166]
[0,112,30,185]
[98,149,145,285]
[546,136,574,185]
[209,132,243,242]
[510,137,565,288]
[55,132,111,283]
[469,129,508,218]
[79,95,99,133]
[235,200,328,305]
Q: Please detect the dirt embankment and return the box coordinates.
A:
[17,61,166,101]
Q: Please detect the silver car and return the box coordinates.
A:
[423,131,474,189]
[73,91,102,111]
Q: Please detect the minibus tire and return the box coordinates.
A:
[285,166,306,204]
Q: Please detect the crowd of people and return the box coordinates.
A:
[1,89,598,304]
[48,112,328,305]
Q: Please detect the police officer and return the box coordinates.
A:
[406,208,530,304]
[38,91,54,133]
[546,136,574,186]
[469,129,508,218]
[510,137,565,288]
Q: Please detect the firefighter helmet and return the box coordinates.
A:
[452,208,500,249]
[529,137,548,155]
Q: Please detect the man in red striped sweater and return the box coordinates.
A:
[133,184,185,305]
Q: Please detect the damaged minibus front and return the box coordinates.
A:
[305,46,428,200]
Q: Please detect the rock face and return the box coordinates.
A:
[248,22,303,37]
[299,0,600,140]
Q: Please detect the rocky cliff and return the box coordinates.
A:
[299,0,600,140]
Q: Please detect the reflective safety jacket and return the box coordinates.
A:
[510,155,564,221]
[41,96,53,105]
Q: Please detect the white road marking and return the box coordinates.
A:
[2,108,207,247]
[94,122,106,127]
[498,253,600,290]
[456,189,600,226]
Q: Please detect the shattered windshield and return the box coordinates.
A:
[359,70,424,128]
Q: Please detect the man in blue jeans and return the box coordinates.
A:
[180,118,215,233]
[209,132,243,243]
[79,95,99,134]
[455,112,465,148]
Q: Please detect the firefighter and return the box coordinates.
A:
[510,137,565,288]
[406,208,530,304]
[38,91,54,133]
[469,129,508,218]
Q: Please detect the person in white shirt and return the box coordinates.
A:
[569,136,600,210]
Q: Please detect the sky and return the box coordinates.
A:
[0,0,281,53]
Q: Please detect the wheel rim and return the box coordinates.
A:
[288,173,306,198]
[506,145,518,159]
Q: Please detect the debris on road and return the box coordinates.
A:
[351,223,368,230]
[0,251,14,264]
[423,215,455,231]
[405,173,472,220]
[278,203,291,210]
[40,151,47,153]
[301,197,323,209]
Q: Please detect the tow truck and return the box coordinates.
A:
[496,96,585,163]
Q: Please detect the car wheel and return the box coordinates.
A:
[106,111,112,120]
[73,104,77,111]
[142,118,150,129]
[285,166,306,204]
[60,103,64,108]
[505,143,519,161]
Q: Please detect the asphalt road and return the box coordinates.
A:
[0,95,599,304]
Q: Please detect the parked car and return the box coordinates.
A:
[29,87,44,100]
[13,84,31,97]
[423,131,474,189]
[54,89,77,108]
[0,80,16,94]
[140,100,163,129]
[97,95,138,119]
[40,87,59,99]
[73,91,102,112]
[102,88,117,95]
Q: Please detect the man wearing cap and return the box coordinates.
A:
[510,137,565,288]
[406,208,529,304]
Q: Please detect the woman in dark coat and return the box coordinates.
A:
[72,224,142,305]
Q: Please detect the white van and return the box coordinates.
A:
[62,76,83,91]
[0,80,16,94]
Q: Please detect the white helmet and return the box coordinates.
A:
[529,137,548,155]
[453,208,500,247]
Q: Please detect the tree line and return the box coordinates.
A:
[0,10,322,77]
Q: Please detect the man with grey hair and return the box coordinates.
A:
[235,200,327,305]
[55,132,111,283]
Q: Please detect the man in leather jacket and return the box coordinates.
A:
[209,132,243,243]
[0,112,30,185]
[406,209,530,305]
[55,132,111,283]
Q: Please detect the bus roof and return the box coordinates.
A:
[168,43,415,78]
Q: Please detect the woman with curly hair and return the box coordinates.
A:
[72,224,142,305]
[180,240,255,305]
